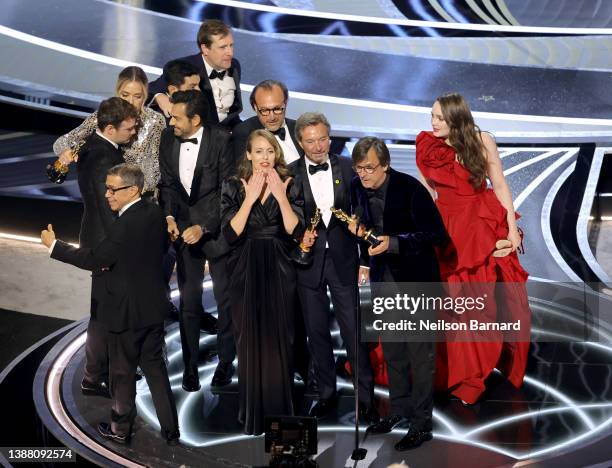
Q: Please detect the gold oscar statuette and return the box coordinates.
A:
[291,208,321,266]
[330,207,382,247]
[46,139,86,184]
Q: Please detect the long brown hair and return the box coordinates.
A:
[437,93,487,189]
[237,129,291,183]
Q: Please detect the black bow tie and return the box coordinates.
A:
[271,127,286,141]
[179,137,198,145]
[209,69,227,80]
[308,162,329,175]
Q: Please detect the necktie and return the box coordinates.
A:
[271,127,286,141]
[309,162,329,175]
[179,137,198,145]
[209,69,226,80]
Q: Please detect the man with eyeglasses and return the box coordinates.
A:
[288,112,379,424]
[232,79,303,167]
[42,164,179,446]
[350,137,447,451]
[70,97,139,399]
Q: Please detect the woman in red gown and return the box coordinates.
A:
[415,93,530,405]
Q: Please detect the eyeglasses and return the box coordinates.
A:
[353,164,381,174]
[257,107,285,116]
[105,185,133,195]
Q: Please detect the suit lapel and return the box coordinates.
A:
[169,137,191,199]
[382,169,399,232]
[297,158,316,218]
[286,119,304,157]
[330,154,344,209]
[197,57,219,125]
[189,126,209,203]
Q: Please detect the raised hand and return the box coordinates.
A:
[41,223,56,248]
[241,171,266,206]
[267,170,291,202]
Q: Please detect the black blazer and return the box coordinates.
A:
[76,133,123,249]
[149,54,242,128]
[158,125,233,259]
[51,200,171,333]
[231,117,303,167]
[289,154,359,288]
[351,168,447,282]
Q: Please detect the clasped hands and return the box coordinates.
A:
[241,168,291,206]
[166,218,207,244]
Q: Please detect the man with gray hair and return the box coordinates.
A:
[41,163,179,445]
[232,79,303,167]
[288,112,378,424]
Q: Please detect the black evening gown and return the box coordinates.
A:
[220,177,303,435]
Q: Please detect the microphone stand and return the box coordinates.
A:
[351,209,367,462]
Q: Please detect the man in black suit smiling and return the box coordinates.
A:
[232,80,303,167]
[158,90,235,391]
[149,19,242,129]
[42,164,179,445]
[289,112,378,424]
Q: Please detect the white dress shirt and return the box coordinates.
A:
[178,126,204,196]
[203,58,235,123]
[277,122,301,164]
[305,156,334,228]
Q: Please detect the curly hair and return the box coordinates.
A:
[436,93,487,189]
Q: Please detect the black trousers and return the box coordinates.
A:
[84,274,108,384]
[108,323,178,437]
[381,341,435,431]
[175,242,235,373]
[297,251,374,403]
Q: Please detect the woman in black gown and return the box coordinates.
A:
[220,129,305,435]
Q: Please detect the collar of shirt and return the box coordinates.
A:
[183,126,204,147]
[203,58,229,79]
[95,130,119,149]
[305,155,330,172]
[119,197,141,217]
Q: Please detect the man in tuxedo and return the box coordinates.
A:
[232,80,303,167]
[76,97,139,398]
[350,137,447,451]
[288,112,378,424]
[42,164,179,445]
[149,19,242,129]
[158,90,235,391]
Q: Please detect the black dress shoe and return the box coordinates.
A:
[394,429,433,451]
[309,398,337,419]
[211,361,234,387]
[164,429,181,446]
[366,415,406,434]
[199,312,218,334]
[98,422,130,444]
[182,372,201,392]
[358,402,381,426]
[81,379,111,399]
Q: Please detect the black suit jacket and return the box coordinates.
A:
[149,54,242,128]
[51,200,171,333]
[76,133,123,249]
[289,154,359,288]
[231,117,303,167]
[158,125,233,259]
[351,168,447,282]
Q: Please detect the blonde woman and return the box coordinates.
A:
[53,66,165,197]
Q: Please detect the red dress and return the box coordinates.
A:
[414,131,530,404]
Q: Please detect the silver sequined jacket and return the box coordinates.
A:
[52,107,165,193]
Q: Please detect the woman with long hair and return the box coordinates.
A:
[416,92,530,405]
[220,129,304,435]
[53,66,165,197]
